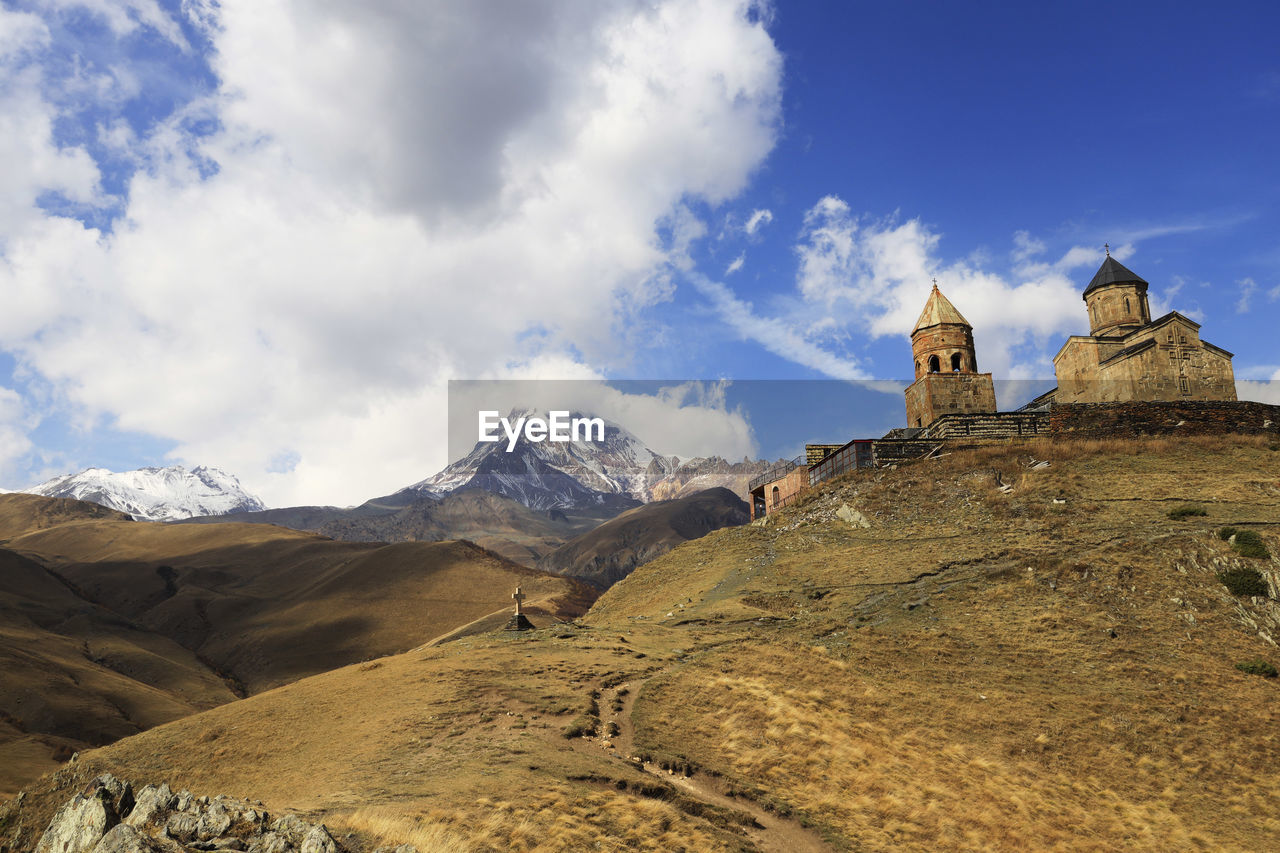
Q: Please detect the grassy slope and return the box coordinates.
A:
[5,438,1280,852]
[536,487,749,589]
[0,494,595,801]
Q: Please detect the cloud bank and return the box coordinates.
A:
[0,0,783,505]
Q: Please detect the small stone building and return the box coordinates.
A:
[1051,256,1236,403]
[903,283,997,429]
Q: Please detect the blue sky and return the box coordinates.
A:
[0,1,1276,506]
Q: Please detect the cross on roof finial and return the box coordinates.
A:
[1104,242,1110,257]
[932,277,938,289]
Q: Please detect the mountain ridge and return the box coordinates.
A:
[24,465,266,522]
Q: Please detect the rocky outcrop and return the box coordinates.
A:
[34,776,340,853]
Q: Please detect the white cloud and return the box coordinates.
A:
[725,252,745,275]
[0,0,784,506]
[0,387,34,485]
[687,270,867,380]
[1237,277,1258,313]
[1236,377,1280,405]
[40,0,189,50]
[1011,229,1045,263]
[744,207,772,234]
[447,378,757,463]
[790,196,1092,380]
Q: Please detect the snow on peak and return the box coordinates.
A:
[404,410,765,511]
[24,465,266,522]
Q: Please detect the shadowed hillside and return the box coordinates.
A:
[538,487,750,589]
[181,489,620,566]
[0,547,236,799]
[4,437,1279,852]
[0,494,595,799]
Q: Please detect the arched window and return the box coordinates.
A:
[915,360,921,375]
[928,355,941,373]
[951,353,963,372]
[771,485,780,507]
[1124,296,1131,314]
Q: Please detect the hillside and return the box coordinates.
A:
[0,494,595,800]
[4,436,1280,852]
[189,489,608,566]
[538,487,750,589]
[0,547,236,800]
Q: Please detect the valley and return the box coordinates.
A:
[0,494,594,799]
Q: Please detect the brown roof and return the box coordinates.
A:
[912,283,972,333]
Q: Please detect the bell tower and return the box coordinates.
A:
[1083,248,1150,336]
[904,282,996,430]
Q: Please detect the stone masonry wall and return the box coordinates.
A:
[925,412,1049,440]
[1049,400,1280,437]
[904,372,997,430]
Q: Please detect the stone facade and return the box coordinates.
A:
[1052,257,1236,404]
[903,284,997,429]
[905,373,999,430]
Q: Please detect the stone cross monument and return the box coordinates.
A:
[505,586,533,631]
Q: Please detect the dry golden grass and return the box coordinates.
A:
[0,493,595,797]
[6,436,1279,852]
[362,787,735,852]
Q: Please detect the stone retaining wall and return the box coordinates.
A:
[1049,400,1280,437]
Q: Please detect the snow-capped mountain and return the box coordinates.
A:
[25,465,266,522]
[406,412,772,511]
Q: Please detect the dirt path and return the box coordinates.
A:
[589,679,835,853]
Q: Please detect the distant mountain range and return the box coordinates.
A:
[23,416,773,582]
[23,465,266,522]
[405,413,771,511]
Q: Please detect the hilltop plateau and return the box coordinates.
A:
[3,436,1279,852]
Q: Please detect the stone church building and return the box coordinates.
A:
[905,254,1237,428]
[1049,254,1236,404]
[750,252,1259,521]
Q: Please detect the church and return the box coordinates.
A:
[904,253,1237,428]
[750,252,1262,521]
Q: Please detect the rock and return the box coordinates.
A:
[300,825,337,853]
[36,788,119,853]
[41,779,340,853]
[270,814,312,845]
[93,777,135,821]
[197,807,233,841]
[124,785,174,830]
[89,824,165,853]
[835,504,871,528]
[163,813,198,843]
[245,833,291,853]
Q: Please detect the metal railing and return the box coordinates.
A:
[748,454,805,492]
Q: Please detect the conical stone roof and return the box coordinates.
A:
[912,283,972,333]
